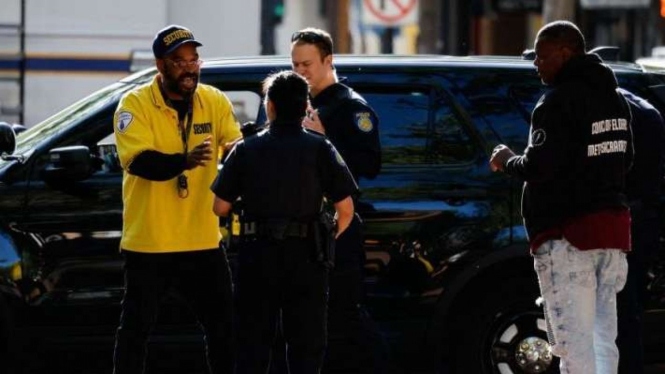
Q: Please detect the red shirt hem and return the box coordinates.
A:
[529,208,631,254]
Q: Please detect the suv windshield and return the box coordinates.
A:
[9,81,146,161]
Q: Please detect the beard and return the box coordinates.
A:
[163,65,199,98]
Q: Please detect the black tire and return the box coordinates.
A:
[452,277,560,374]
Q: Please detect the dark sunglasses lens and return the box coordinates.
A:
[292,31,320,43]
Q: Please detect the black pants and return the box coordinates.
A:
[236,237,328,374]
[617,205,660,374]
[113,248,234,374]
[323,214,388,374]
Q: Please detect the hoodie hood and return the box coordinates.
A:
[554,53,618,91]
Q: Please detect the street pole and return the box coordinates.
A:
[19,0,25,125]
[380,27,394,54]
[419,0,441,54]
[260,0,276,55]
[336,0,350,53]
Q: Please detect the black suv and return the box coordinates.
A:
[1,55,664,374]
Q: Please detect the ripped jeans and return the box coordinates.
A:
[533,238,627,374]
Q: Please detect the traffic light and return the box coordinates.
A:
[273,0,284,24]
[662,0,665,18]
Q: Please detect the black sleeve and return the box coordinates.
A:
[320,140,359,203]
[211,142,244,202]
[625,94,665,204]
[127,150,187,181]
[623,96,635,173]
[504,96,571,182]
[337,101,382,180]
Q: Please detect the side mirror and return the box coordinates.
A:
[41,145,95,183]
[0,121,17,158]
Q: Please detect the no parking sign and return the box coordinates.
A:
[361,0,419,26]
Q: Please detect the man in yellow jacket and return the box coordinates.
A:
[112,25,241,374]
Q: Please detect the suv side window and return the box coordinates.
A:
[94,88,262,169]
[452,69,541,151]
[432,88,477,164]
[223,90,262,125]
[25,109,116,180]
[361,87,475,166]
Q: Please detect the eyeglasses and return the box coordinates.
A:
[291,31,324,43]
[291,31,332,57]
[164,59,203,69]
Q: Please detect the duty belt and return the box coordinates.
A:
[241,221,310,239]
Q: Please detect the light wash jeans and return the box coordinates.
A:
[533,238,628,374]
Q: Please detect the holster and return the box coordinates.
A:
[313,211,336,269]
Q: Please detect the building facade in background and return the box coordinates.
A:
[1,0,664,127]
[0,0,265,126]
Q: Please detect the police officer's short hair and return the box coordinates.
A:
[263,71,309,122]
[537,20,586,55]
[291,27,333,60]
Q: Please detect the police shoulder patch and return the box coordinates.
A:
[116,112,134,133]
[355,112,374,133]
[531,129,546,147]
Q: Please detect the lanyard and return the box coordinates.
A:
[159,82,194,152]
[179,103,194,154]
[159,82,193,198]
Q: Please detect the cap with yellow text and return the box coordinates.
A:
[152,25,202,59]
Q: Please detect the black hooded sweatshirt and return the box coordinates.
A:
[504,53,634,241]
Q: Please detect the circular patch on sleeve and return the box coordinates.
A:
[531,129,546,147]
[116,112,134,133]
[355,112,374,133]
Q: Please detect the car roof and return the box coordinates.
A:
[199,54,646,74]
[122,54,652,85]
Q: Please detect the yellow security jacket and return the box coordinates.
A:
[114,76,241,253]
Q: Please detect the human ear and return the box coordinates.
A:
[156,59,166,75]
[325,54,333,69]
[266,99,276,121]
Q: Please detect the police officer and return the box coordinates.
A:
[616,88,665,374]
[211,71,357,374]
[291,27,384,373]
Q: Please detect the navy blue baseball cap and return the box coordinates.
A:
[152,25,202,59]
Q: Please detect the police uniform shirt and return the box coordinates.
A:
[114,76,241,253]
[311,83,381,181]
[621,89,665,206]
[211,122,358,220]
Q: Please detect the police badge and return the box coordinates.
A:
[355,112,374,133]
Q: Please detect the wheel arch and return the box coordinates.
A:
[426,244,539,365]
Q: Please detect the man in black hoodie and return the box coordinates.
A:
[490,21,633,374]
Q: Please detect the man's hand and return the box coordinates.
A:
[489,144,515,172]
[185,136,212,169]
[303,108,325,135]
[223,137,242,151]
